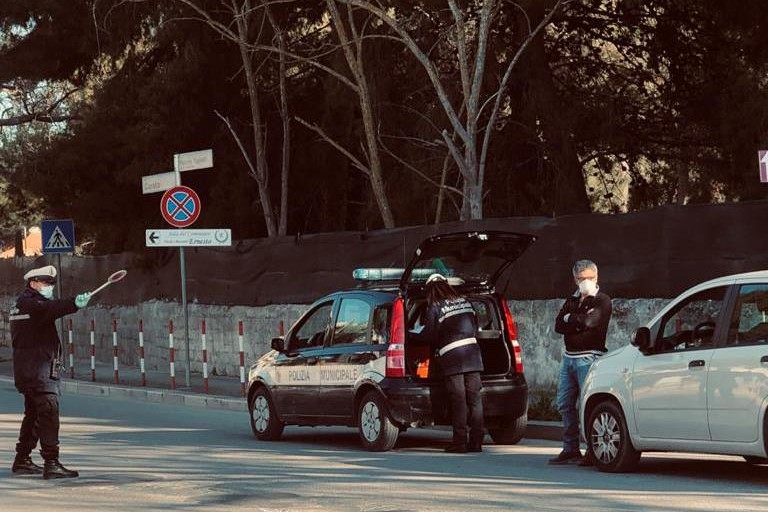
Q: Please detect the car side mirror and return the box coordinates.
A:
[271,337,286,352]
[632,327,651,352]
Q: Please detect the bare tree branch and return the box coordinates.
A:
[295,116,371,177]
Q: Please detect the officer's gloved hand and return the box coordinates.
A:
[75,292,91,309]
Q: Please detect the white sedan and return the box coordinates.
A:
[581,270,768,472]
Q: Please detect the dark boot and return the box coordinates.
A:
[12,456,43,475]
[43,460,79,480]
[468,439,483,453]
[444,443,468,453]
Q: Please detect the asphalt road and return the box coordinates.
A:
[1,382,768,512]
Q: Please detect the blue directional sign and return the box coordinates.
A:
[41,219,76,254]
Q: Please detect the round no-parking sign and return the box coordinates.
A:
[161,186,201,228]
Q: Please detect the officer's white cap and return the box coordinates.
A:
[23,265,57,282]
[426,273,447,285]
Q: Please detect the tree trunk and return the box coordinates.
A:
[519,4,590,215]
[234,0,277,236]
[266,5,290,236]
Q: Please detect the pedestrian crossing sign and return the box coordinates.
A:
[41,219,76,254]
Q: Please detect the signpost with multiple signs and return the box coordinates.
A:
[141,148,230,387]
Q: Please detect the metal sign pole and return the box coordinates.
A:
[173,159,191,388]
[57,253,65,348]
[179,246,191,387]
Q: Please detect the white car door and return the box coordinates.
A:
[632,285,728,440]
[708,282,768,442]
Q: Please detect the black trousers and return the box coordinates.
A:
[16,392,60,461]
[444,371,483,446]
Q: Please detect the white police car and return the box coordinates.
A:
[581,270,768,472]
[247,231,536,451]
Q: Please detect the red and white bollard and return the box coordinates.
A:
[90,319,96,382]
[139,319,146,387]
[112,319,119,384]
[201,319,209,394]
[68,318,74,379]
[238,321,246,397]
[169,320,176,390]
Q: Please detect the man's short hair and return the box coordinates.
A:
[572,259,598,276]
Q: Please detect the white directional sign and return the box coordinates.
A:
[145,229,231,247]
[142,171,178,194]
[175,149,213,172]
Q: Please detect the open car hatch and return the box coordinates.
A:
[399,231,537,291]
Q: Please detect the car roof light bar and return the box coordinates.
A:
[352,268,443,281]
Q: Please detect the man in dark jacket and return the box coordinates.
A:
[10,265,91,479]
[549,259,612,465]
[420,273,484,453]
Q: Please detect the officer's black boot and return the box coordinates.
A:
[12,455,43,475]
[43,459,79,479]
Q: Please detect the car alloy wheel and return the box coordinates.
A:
[587,400,640,473]
[252,395,270,433]
[360,401,381,442]
[592,411,620,464]
[357,391,399,451]
[249,387,284,441]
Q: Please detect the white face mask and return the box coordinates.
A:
[578,279,597,296]
[39,285,55,299]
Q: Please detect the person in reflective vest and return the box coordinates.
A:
[10,265,91,479]
[420,273,484,453]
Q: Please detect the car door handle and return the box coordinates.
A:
[760,356,768,364]
[305,357,318,365]
[688,360,705,368]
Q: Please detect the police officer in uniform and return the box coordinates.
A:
[10,265,91,479]
[420,273,484,453]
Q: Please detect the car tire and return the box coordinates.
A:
[489,414,527,445]
[587,400,641,473]
[357,391,399,452]
[249,387,284,441]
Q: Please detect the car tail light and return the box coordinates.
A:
[501,298,524,374]
[386,296,406,377]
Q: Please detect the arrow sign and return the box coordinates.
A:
[145,229,231,247]
[759,150,768,183]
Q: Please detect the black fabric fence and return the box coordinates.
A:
[2,200,767,305]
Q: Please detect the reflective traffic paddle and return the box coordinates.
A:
[89,270,128,296]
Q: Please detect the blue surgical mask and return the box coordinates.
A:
[39,285,54,299]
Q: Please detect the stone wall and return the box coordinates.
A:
[0,295,670,386]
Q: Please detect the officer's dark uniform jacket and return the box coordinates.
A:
[421,297,484,376]
[554,290,612,355]
[11,287,78,394]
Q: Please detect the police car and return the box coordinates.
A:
[247,231,536,451]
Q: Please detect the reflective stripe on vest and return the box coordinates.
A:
[438,337,477,356]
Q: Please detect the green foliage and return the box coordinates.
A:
[527,382,560,422]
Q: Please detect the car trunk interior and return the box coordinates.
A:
[404,296,512,380]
